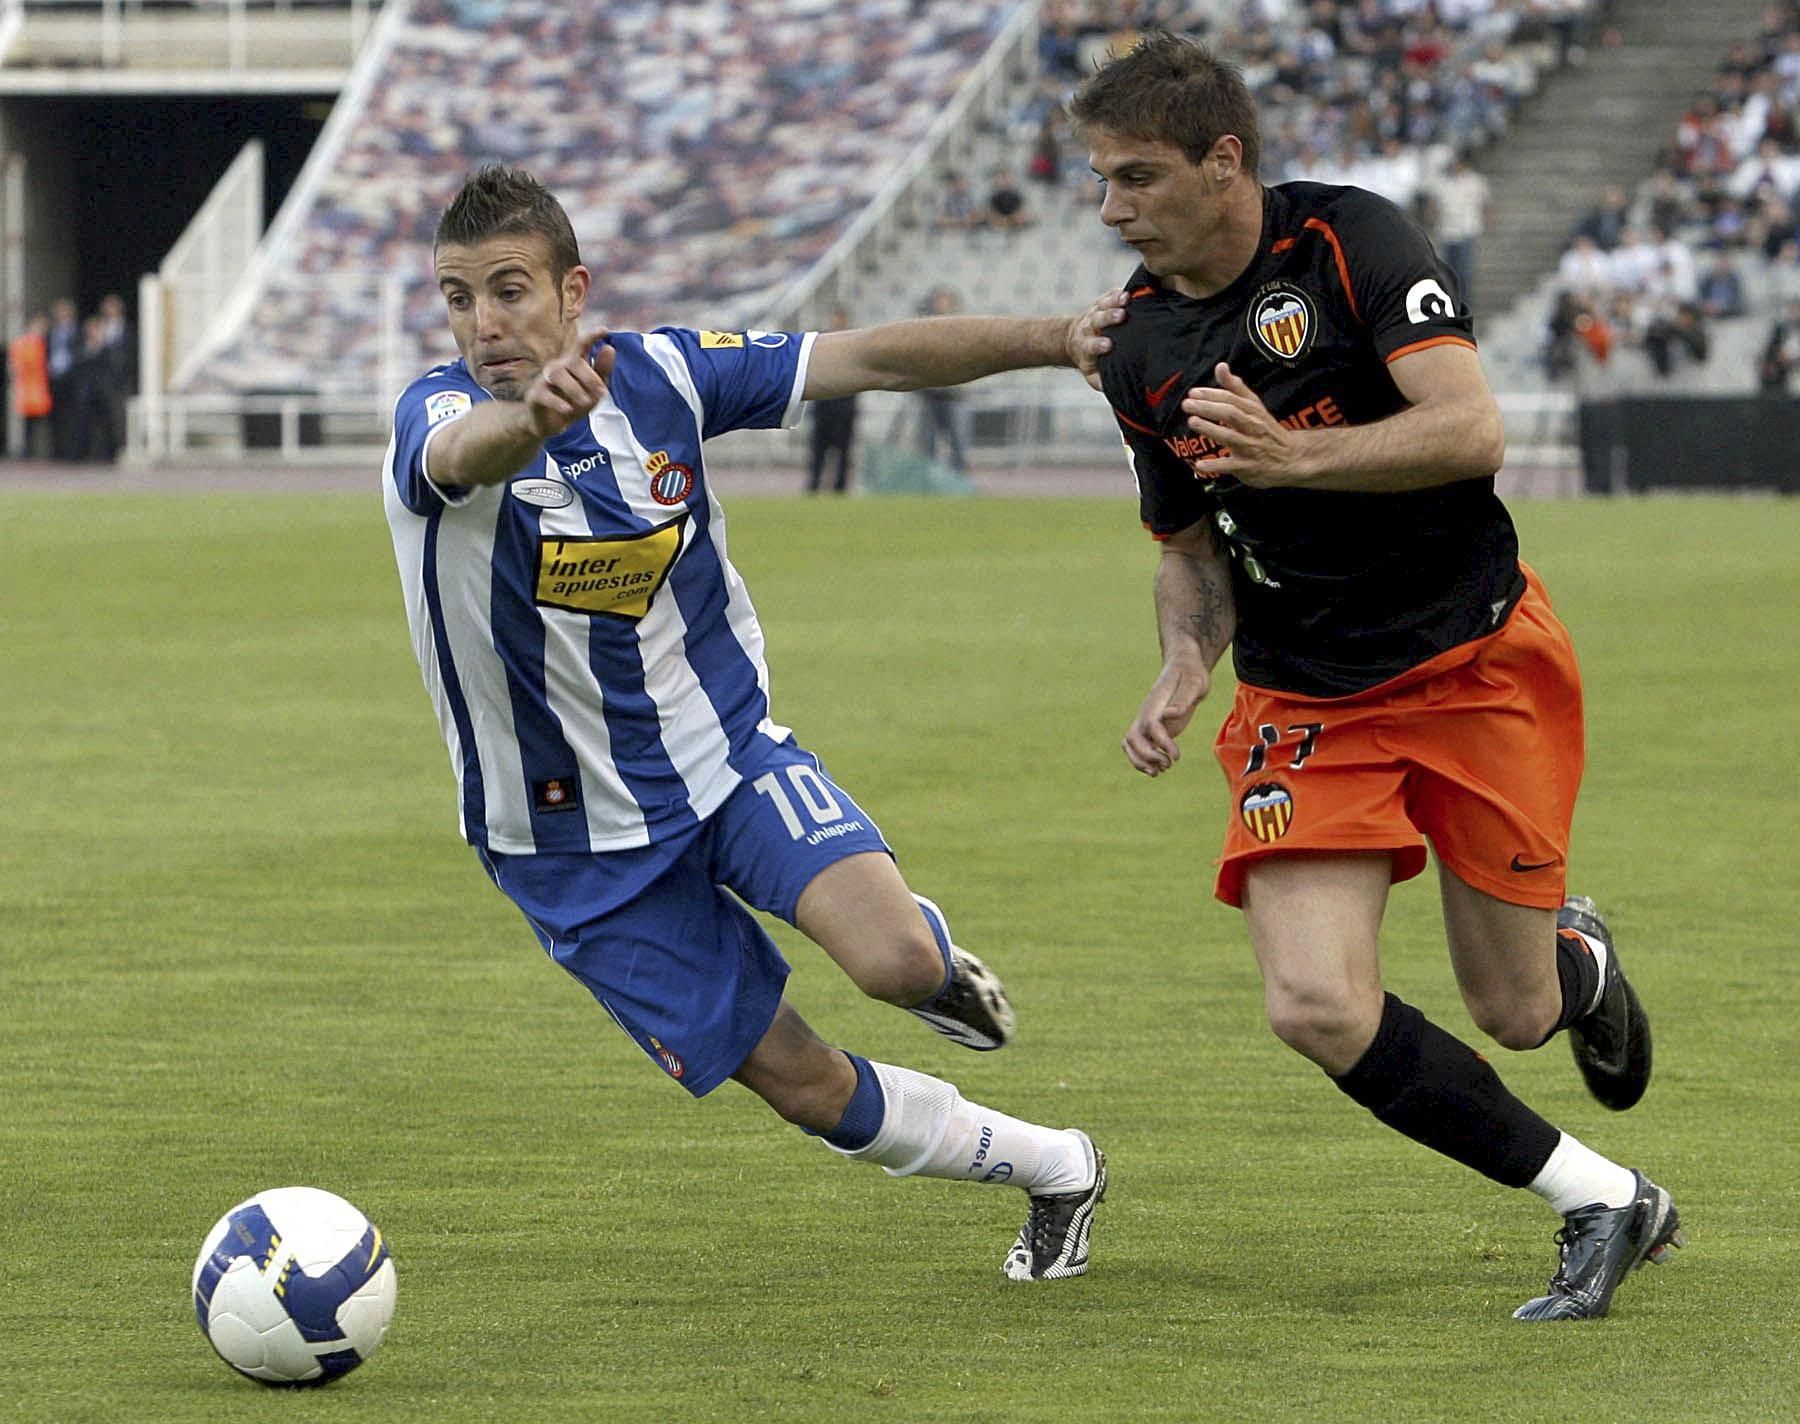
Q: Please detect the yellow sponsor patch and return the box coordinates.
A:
[699,330,745,348]
[535,517,685,619]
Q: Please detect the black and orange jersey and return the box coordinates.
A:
[1098,181,1525,698]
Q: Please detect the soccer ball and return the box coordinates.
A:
[192,1186,396,1385]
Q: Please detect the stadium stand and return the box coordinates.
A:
[119,0,1714,478]
[1521,0,1800,397]
[189,0,1019,401]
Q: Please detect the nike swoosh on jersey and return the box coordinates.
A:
[1145,370,1186,409]
[1510,855,1558,872]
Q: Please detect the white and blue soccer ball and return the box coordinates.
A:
[192,1186,396,1385]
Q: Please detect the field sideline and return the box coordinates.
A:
[1,491,1794,1423]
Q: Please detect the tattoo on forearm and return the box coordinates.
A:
[1188,573,1227,649]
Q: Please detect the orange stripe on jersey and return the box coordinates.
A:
[1386,334,1478,362]
[1115,408,1158,436]
[1270,237,1296,253]
[1302,218,1359,324]
[1127,285,1155,299]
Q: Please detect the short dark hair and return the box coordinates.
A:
[434,165,581,278]
[1067,33,1262,177]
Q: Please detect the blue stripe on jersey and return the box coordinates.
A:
[586,613,701,837]
[486,489,591,852]
[667,494,772,763]
[559,410,702,837]
[421,509,489,848]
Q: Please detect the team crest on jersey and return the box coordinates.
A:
[1246,284,1316,363]
[699,330,745,348]
[425,389,472,426]
[649,1036,686,1080]
[532,776,581,813]
[1239,781,1295,843]
[644,449,696,506]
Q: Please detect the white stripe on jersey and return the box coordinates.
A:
[382,434,532,842]
[576,395,750,831]
[528,452,650,848]
[634,331,799,752]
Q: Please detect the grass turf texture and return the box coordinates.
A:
[1,489,1794,1423]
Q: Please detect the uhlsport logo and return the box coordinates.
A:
[1239,781,1295,843]
[1246,283,1316,362]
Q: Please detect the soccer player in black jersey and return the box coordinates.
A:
[1069,34,1681,1321]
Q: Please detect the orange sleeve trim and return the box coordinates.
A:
[1385,334,1478,362]
[1114,408,1158,436]
[1127,285,1155,299]
[1144,521,1169,541]
[1303,218,1359,325]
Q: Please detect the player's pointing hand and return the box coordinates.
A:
[525,322,613,438]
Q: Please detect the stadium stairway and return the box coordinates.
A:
[1477,0,1772,322]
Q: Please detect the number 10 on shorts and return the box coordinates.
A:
[753,765,846,839]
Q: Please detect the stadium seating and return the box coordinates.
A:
[192,0,1018,397]
[1530,0,1800,395]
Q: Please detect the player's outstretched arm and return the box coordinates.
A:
[802,292,1127,399]
[427,323,615,488]
[1124,520,1235,778]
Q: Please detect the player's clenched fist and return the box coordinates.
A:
[525,323,614,437]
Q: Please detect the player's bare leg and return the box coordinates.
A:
[796,851,1014,1050]
[1439,866,1651,1108]
[731,1001,1102,1279]
[1242,852,1389,1074]
[1240,852,1679,1319]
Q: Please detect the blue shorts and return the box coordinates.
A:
[479,738,891,1097]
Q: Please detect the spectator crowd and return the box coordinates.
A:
[930,0,1603,313]
[1544,0,1800,389]
[6,293,134,462]
[197,0,1018,397]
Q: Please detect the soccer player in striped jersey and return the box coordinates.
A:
[1068,37,1680,1319]
[382,166,1111,1280]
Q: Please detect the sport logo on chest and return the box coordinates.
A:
[1246,282,1317,363]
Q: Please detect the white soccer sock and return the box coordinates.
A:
[829,1061,1092,1195]
[1566,927,1610,1014]
[1527,1131,1638,1214]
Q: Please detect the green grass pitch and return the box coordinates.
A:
[1,487,1795,1422]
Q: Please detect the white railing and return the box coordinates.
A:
[9,0,380,71]
[168,0,411,392]
[129,379,1585,475]
[134,271,410,459]
[139,137,263,402]
[0,0,23,63]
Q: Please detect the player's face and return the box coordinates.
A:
[435,235,585,400]
[1087,129,1226,284]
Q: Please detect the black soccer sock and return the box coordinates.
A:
[1538,926,1603,1045]
[1332,992,1560,1188]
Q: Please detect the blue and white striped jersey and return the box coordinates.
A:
[382,327,815,854]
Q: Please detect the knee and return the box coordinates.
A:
[847,926,945,1007]
[1265,983,1383,1071]
[1465,994,1554,1052]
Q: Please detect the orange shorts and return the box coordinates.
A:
[1211,565,1584,910]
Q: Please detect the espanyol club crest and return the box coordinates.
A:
[1246,283,1316,363]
